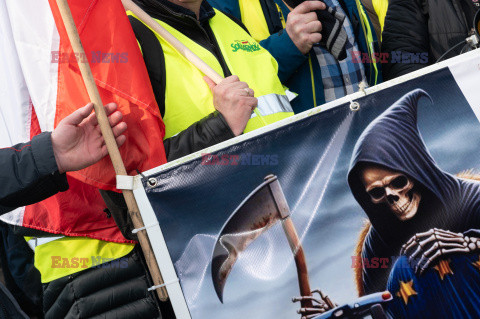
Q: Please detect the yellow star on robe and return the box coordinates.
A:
[434,259,454,280]
[396,280,417,305]
[473,256,480,271]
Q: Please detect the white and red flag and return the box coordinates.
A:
[0,0,166,243]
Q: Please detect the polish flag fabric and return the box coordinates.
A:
[0,0,166,243]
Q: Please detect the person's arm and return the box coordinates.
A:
[128,15,255,158]
[0,132,68,213]
[381,0,430,80]
[163,111,235,161]
[0,103,126,214]
[260,29,309,84]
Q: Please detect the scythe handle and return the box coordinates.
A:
[282,217,313,309]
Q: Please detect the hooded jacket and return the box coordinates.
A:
[348,89,480,293]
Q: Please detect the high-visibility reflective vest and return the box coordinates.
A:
[129,9,293,139]
[29,236,135,283]
[372,0,388,37]
[239,0,286,42]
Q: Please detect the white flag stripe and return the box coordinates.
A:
[0,1,36,225]
[5,0,59,132]
[0,0,31,146]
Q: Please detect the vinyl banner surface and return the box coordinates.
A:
[137,52,480,319]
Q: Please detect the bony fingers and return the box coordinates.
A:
[248,97,258,109]
[228,80,249,90]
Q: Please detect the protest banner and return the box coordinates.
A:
[133,50,480,319]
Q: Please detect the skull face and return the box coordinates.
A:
[360,165,422,221]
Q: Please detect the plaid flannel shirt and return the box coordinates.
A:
[313,0,367,102]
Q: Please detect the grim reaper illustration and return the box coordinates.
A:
[347,89,480,298]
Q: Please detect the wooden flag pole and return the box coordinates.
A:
[55,0,168,301]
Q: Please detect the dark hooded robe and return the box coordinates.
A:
[347,89,480,296]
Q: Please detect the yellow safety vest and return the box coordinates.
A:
[30,237,135,283]
[29,236,135,283]
[129,9,293,139]
[239,0,286,42]
[372,0,388,37]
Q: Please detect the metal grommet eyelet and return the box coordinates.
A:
[350,101,360,111]
[148,178,158,188]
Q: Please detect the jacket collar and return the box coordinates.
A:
[132,0,215,24]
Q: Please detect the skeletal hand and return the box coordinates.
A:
[401,228,480,274]
[292,289,335,319]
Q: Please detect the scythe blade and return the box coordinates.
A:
[211,175,285,302]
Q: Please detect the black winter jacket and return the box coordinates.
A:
[382,0,474,80]
[0,132,68,215]
[43,247,173,319]
[0,282,28,319]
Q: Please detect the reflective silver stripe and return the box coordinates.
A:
[27,236,64,251]
[251,94,293,118]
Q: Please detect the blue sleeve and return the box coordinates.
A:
[260,29,307,84]
[207,0,241,18]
